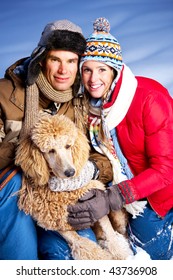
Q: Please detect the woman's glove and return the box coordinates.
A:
[68,185,125,230]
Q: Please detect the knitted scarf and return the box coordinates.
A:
[21,71,74,138]
[89,65,137,185]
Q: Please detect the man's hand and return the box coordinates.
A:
[68,185,125,230]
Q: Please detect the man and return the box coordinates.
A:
[0,19,112,259]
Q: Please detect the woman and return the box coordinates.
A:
[68,17,173,260]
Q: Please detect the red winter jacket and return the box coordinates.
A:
[105,69,173,217]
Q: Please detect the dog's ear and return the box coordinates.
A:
[15,136,49,186]
[72,129,90,175]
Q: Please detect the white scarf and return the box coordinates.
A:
[103,64,137,130]
[89,64,137,184]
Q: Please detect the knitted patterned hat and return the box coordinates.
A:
[80,17,123,72]
[27,19,86,85]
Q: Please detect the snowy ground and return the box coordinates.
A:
[128,246,151,260]
[129,246,173,260]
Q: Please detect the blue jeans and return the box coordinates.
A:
[37,227,97,260]
[128,203,173,260]
[0,167,38,260]
[0,167,96,260]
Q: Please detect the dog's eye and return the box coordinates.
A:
[49,149,56,154]
[65,144,71,149]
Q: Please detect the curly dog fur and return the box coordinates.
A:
[15,113,132,260]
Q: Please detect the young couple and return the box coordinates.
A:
[0,18,173,260]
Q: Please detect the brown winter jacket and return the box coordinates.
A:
[0,58,112,184]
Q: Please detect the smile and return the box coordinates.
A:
[89,84,103,89]
[55,77,69,82]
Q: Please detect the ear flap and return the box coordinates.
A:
[27,46,47,86]
[15,136,49,186]
[71,129,90,175]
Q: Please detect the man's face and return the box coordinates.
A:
[41,50,79,91]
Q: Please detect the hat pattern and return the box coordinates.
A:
[81,17,123,71]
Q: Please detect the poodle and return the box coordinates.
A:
[15,113,133,260]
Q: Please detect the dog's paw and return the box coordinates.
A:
[70,236,113,260]
[99,231,133,260]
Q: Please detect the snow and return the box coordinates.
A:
[128,246,151,260]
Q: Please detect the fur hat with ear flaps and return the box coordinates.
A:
[27,20,86,85]
[21,20,86,138]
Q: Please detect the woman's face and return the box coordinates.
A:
[81,61,115,99]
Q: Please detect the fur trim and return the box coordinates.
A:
[27,30,86,86]
[45,30,86,55]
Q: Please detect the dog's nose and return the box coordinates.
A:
[64,168,75,177]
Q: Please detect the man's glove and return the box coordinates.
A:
[68,185,125,230]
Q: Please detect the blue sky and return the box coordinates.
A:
[1,0,173,95]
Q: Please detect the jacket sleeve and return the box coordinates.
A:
[89,144,113,184]
[0,134,17,170]
[117,90,173,204]
[0,142,16,169]
[0,75,25,170]
[0,108,17,169]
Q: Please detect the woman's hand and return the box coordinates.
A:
[68,185,125,230]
